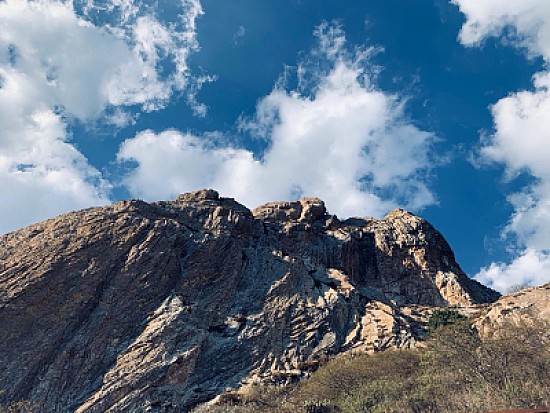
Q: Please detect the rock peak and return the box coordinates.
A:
[0,190,500,412]
[175,188,219,202]
[251,196,328,223]
[384,207,421,221]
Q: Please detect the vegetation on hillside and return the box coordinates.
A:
[193,319,550,413]
[3,319,548,413]
[426,309,464,332]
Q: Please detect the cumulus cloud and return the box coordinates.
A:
[453,0,550,291]
[118,23,436,218]
[0,0,203,233]
[481,72,550,180]
[0,108,111,233]
[475,249,550,293]
[452,0,550,58]
[78,0,205,112]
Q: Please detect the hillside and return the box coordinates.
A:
[1,190,502,412]
[195,284,549,413]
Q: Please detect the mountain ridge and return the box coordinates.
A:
[1,189,500,412]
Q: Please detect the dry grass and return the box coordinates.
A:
[194,320,550,413]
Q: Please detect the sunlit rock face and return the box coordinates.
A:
[474,283,550,338]
[0,190,499,412]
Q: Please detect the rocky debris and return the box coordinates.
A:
[0,190,499,412]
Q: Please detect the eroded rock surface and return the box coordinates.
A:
[0,190,499,412]
[474,283,550,337]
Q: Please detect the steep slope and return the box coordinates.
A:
[0,190,498,412]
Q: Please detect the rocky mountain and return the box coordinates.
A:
[0,190,500,412]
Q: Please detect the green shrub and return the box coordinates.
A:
[426,309,464,332]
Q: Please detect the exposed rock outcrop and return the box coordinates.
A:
[474,283,550,338]
[0,190,499,412]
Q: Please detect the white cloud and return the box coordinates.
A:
[0,0,203,233]
[80,0,205,111]
[233,26,246,46]
[118,130,258,202]
[0,107,111,233]
[453,0,550,290]
[475,249,550,293]
[118,23,436,218]
[481,72,550,180]
[453,0,550,59]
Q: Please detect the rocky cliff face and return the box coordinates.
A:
[474,283,550,338]
[0,190,499,412]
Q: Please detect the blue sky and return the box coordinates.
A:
[1,0,550,292]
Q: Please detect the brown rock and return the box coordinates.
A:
[474,283,550,338]
[175,189,220,202]
[0,190,499,412]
